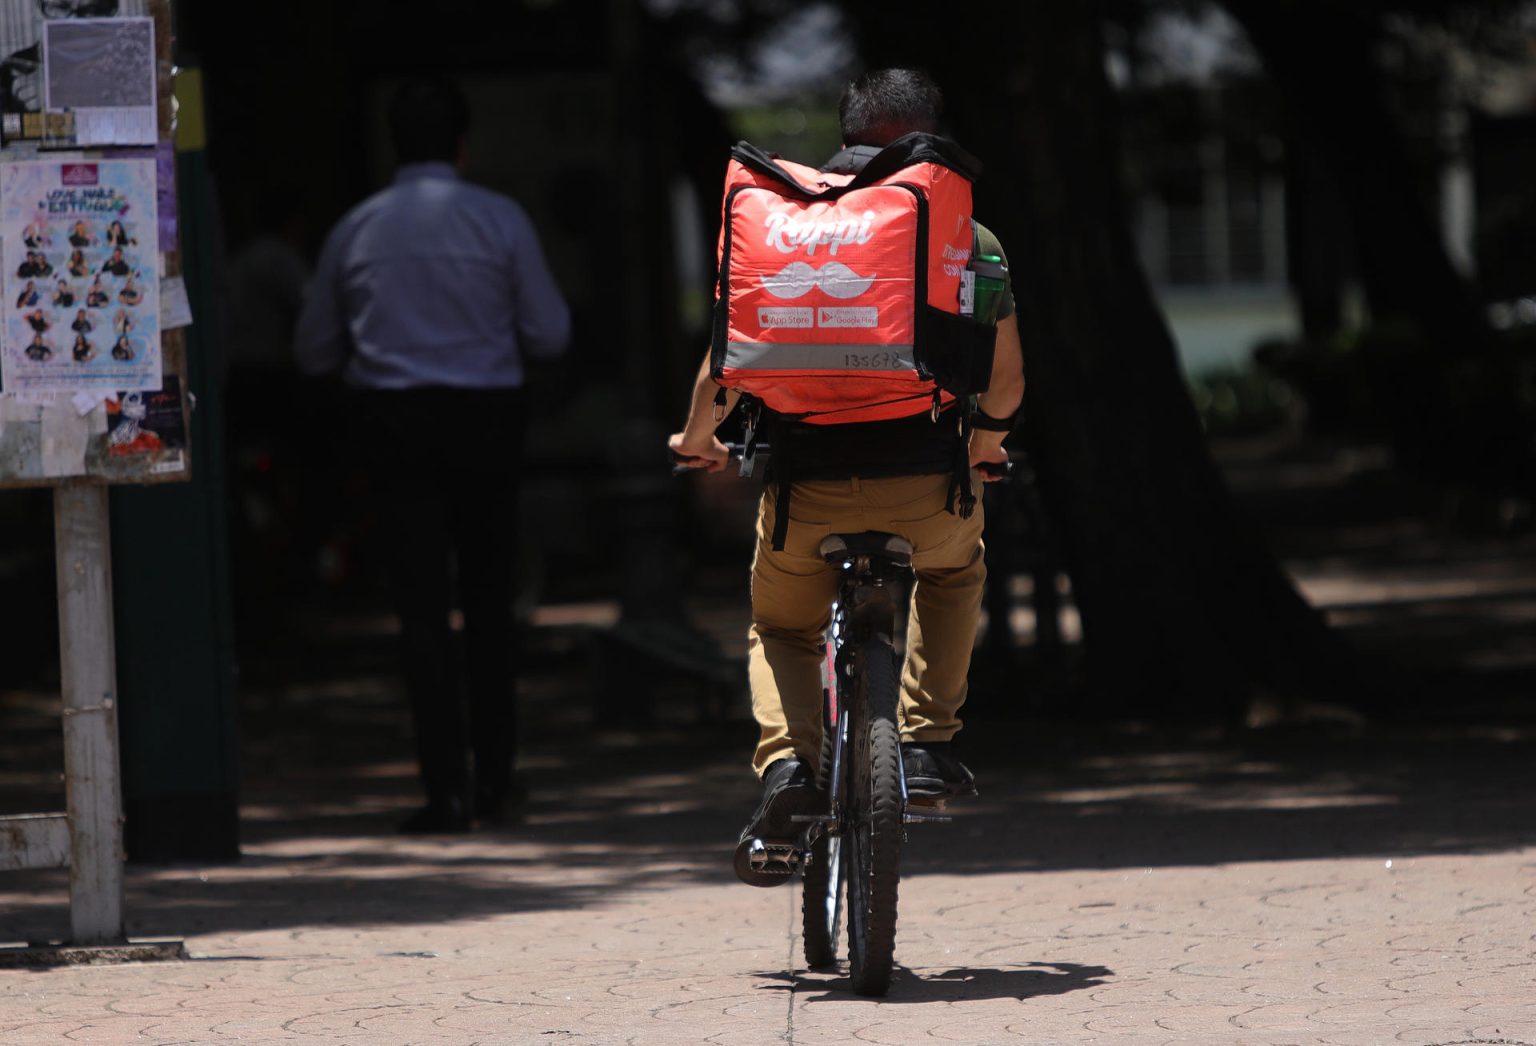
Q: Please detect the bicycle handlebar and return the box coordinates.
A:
[667,442,753,475]
[669,443,1014,479]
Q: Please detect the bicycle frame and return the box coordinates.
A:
[821,551,909,841]
[678,440,987,993]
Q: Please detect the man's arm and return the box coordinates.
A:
[666,349,738,472]
[969,311,1024,475]
[506,203,572,360]
[292,225,352,377]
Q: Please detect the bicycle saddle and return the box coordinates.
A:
[819,532,914,567]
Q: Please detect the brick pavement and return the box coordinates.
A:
[2,721,1534,1045]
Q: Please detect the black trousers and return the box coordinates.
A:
[355,386,527,807]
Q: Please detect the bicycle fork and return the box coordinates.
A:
[800,581,953,850]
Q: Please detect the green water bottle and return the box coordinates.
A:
[970,253,1007,326]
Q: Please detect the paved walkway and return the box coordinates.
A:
[5,437,1536,1044]
[3,718,1534,1045]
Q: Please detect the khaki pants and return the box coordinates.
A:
[748,473,986,777]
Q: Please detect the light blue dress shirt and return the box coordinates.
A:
[294,163,571,389]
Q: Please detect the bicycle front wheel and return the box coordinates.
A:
[802,684,843,969]
[845,639,903,996]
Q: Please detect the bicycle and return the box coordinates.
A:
[673,442,1006,996]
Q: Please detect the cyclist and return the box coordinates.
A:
[668,69,1025,883]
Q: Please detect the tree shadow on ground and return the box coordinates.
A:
[908,719,1536,877]
[6,687,1536,944]
[6,530,1536,946]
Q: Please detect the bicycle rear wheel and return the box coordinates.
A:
[802,829,843,968]
[845,639,903,996]
[801,684,842,969]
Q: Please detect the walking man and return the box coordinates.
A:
[296,75,571,832]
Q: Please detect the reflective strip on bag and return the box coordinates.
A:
[722,342,918,372]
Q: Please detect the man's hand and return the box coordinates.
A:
[668,430,730,473]
[969,431,1009,482]
[670,350,739,473]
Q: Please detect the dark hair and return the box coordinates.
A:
[838,68,943,147]
[387,76,470,165]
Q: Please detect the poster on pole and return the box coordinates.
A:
[43,17,158,146]
[1,157,159,393]
[0,0,150,133]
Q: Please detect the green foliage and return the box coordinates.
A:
[728,103,843,161]
[1249,325,1415,439]
[1250,321,1536,489]
[1187,363,1299,436]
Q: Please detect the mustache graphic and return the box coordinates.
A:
[759,261,876,300]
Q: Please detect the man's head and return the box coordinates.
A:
[387,76,470,166]
[838,68,943,148]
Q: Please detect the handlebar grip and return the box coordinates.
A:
[667,447,710,475]
[668,442,771,476]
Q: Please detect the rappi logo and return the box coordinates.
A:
[60,164,98,186]
[764,208,877,257]
[758,205,879,300]
[760,260,875,301]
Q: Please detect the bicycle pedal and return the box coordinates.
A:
[735,837,802,882]
[906,796,950,811]
[751,841,801,868]
[903,810,952,825]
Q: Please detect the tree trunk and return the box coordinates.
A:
[856,2,1363,718]
[1284,130,1350,342]
[1220,0,1493,355]
[1223,1,1529,490]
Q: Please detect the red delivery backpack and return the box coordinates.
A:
[709,133,996,425]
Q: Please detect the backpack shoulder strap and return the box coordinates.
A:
[730,133,983,199]
[729,143,845,197]
[844,133,984,188]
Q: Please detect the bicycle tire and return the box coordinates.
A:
[801,686,843,969]
[845,639,902,996]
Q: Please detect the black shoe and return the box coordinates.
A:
[740,757,823,842]
[901,742,977,800]
[474,776,528,825]
[398,795,472,834]
[734,757,823,887]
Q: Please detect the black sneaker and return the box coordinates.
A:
[398,795,472,834]
[740,757,823,843]
[734,757,823,887]
[474,775,529,826]
[901,742,977,800]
